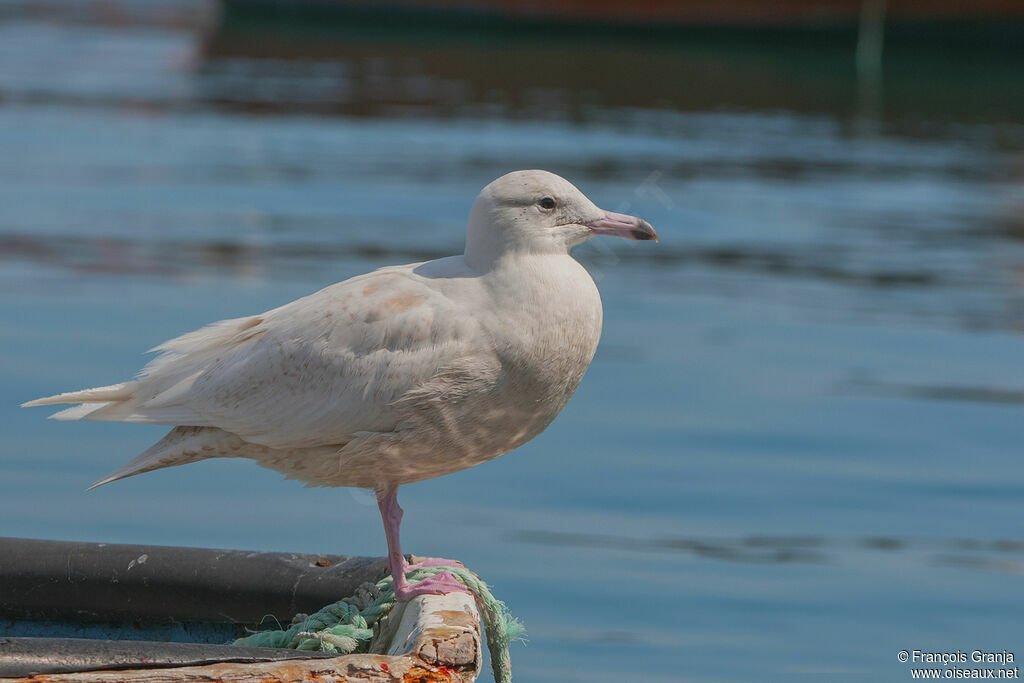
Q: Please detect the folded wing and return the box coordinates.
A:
[24,267,491,450]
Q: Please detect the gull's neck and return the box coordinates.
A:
[464,235,570,275]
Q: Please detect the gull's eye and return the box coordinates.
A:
[538,196,556,211]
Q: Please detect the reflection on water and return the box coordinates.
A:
[0,231,447,279]
[3,2,1024,682]
[514,529,830,564]
[2,1,1022,336]
[200,14,1024,127]
[843,379,1024,405]
[514,529,1024,575]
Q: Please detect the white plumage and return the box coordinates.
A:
[24,170,656,599]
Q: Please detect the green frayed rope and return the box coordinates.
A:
[233,565,525,683]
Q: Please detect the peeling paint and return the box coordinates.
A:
[126,554,148,571]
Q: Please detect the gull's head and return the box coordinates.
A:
[465,170,657,268]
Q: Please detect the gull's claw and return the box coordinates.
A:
[394,569,473,601]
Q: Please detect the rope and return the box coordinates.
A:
[233,565,524,683]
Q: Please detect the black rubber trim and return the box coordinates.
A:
[0,537,387,624]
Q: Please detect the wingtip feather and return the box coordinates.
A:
[23,393,74,408]
[22,383,134,408]
[86,476,117,491]
[50,404,106,421]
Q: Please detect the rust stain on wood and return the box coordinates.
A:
[401,665,456,683]
[4,656,460,682]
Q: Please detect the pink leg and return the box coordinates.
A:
[405,556,465,571]
[376,486,472,601]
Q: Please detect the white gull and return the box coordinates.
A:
[23,169,657,599]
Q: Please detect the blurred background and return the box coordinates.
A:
[2,0,1024,680]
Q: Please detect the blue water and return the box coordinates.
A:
[3,3,1024,681]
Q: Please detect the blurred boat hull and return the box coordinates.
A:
[221,0,1024,32]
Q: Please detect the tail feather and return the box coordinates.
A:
[22,382,135,408]
[23,314,265,423]
[51,403,113,421]
[24,380,207,426]
[88,426,246,490]
[53,401,203,425]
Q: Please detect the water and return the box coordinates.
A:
[2,2,1024,680]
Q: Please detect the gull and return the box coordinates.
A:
[23,170,657,600]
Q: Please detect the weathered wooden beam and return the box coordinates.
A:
[2,593,481,683]
[379,592,481,675]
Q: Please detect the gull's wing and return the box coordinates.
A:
[25,266,494,449]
